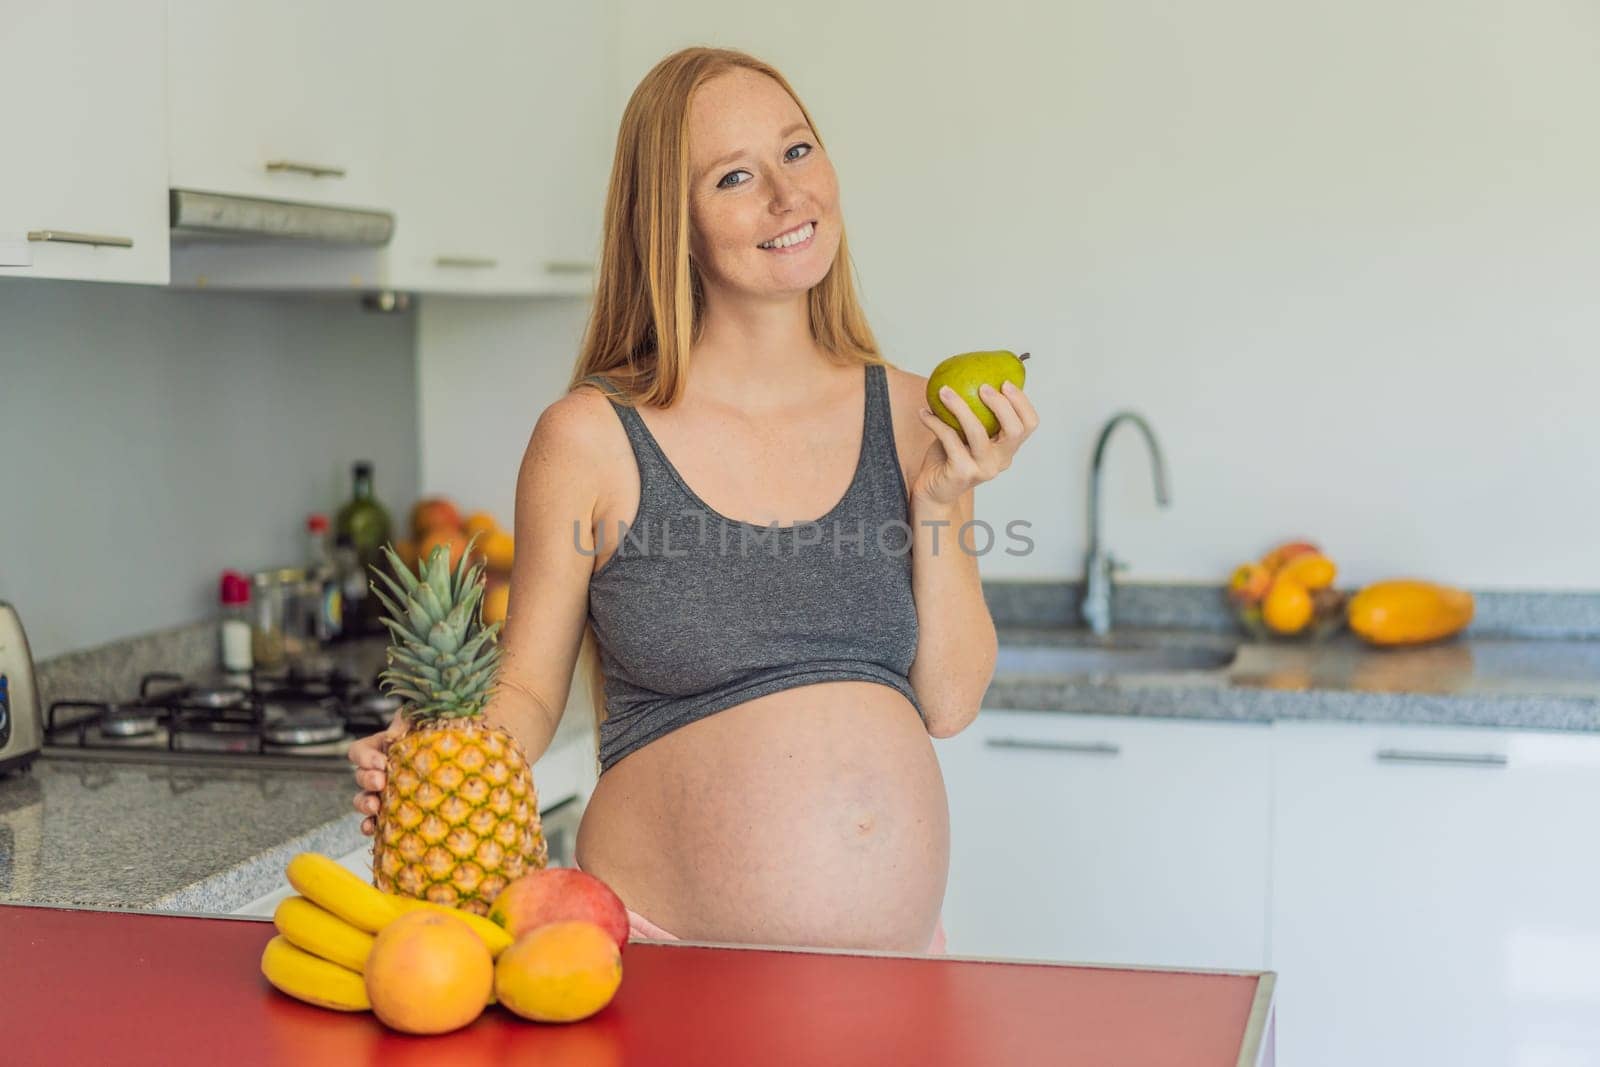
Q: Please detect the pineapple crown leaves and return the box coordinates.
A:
[369,530,505,722]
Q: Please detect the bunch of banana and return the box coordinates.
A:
[260,852,512,1012]
[274,895,375,973]
[260,935,372,1012]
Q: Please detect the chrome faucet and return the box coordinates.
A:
[1082,411,1172,636]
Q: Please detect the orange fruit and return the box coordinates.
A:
[483,530,515,573]
[1278,553,1337,591]
[464,511,499,540]
[482,581,509,626]
[494,920,623,1023]
[1262,578,1314,635]
[418,529,467,572]
[391,538,418,572]
[365,910,493,1035]
[421,528,491,573]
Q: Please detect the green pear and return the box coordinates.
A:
[926,350,1030,442]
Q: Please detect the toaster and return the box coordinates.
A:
[0,601,43,775]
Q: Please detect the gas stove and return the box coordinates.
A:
[43,662,400,768]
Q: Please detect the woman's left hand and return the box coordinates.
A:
[911,381,1039,507]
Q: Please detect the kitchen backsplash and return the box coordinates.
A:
[982,580,1600,640]
[0,278,420,661]
[32,620,217,713]
[34,579,1600,720]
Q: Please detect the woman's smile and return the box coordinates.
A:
[758,219,816,253]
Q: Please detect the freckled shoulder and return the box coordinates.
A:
[541,380,638,527]
[879,363,935,491]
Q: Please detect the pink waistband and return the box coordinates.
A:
[625,905,679,941]
[625,905,947,954]
[575,861,947,953]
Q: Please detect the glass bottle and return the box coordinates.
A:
[334,461,392,636]
[305,514,341,643]
[333,533,367,641]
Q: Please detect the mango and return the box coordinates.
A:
[1278,553,1337,591]
[1260,540,1320,573]
[489,868,630,953]
[495,921,623,1024]
[1347,580,1474,647]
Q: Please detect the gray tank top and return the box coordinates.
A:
[581,363,922,773]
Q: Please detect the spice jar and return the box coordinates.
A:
[249,567,308,670]
[219,570,253,673]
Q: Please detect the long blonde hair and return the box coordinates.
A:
[567,47,891,756]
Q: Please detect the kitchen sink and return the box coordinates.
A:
[993,638,1240,676]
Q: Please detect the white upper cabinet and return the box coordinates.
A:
[163,0,608,294]
[0,0,169,284]
[166,0,389,210]
[379,1,609,296]
[4,2,611,293]
[523,0,611,293]
[935,710,1272,970]
[377,2,544,295]
[1270,720,1600,1067]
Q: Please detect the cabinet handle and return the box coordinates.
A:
[544,260,594,274]
[27,230,133,248]
[985,737,1121,756]
[265,160,347,179]
[1375,748,1508,768]
[435,255,499,269]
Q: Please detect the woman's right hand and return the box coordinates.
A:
[349,713,408,836]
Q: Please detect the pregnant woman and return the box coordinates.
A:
[350,46,1038,953]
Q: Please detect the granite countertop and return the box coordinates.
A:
[10,592,1595,917]
[8,625,599,915]
[1,708,596,914]
[0,758,362,911]
[988,625,1600,732]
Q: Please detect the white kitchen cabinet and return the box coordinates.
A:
[934,709,1271,970]
[1270,721,1600,1066]
[0,0,170,284]
[165,1,608,295]
[521,0,611,294]
[378,1,609,296]
[376,3,544,295]
[166,0,389,210]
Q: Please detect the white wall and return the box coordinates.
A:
[418,0,1600,591]
[0,280,419,659]
[417,295,593,528]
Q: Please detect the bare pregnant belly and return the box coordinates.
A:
[573,681,951,952]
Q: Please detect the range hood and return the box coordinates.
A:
[169,189,394,246]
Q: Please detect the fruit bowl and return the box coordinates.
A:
[1227,541,1347,642]
[1232,587,1350,643]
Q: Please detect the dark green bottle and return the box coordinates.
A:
[334,461,392,636]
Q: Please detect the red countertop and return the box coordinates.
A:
[0,904,1274,1066]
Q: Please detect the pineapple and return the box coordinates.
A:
[368,533,547,915]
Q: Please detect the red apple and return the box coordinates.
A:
[1227,562,1272,605]
[489,869,630,953]
[410,497,463,541]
